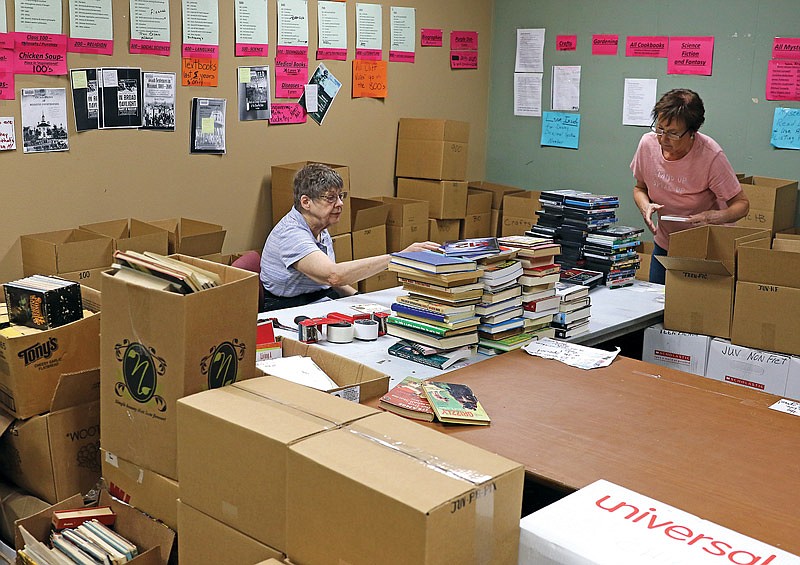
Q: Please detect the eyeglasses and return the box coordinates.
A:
[317,191,348,204]
[650,122,690,141]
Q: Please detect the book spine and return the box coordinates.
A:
[391,303,446,322]
[387,346,446,369]
[387,316,447,336]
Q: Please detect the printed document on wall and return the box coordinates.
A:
[15,0,62,33]
[551,65,580,111]
[622,78,657,126]
[515,28,544,73]
[514,72,542,117]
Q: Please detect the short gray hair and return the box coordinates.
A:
[293,163,344,209]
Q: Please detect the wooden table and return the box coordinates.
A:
[370,349,800,555]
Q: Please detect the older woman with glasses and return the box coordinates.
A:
[630,88,749,284]
[260,162,440,311]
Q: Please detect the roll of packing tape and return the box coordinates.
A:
[326,322,354,344]
[353,319,379,341]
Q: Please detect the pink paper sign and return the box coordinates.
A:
[14,33,68,75]
[275,58,308,98]
[625,36,668,58]
[356,48,381,61]
[68,38,113,55]
[236,43,268,57]
[592,34,618,55]
[389,50,414,63]
[0,48,11,71]
[130,39,171,56]
[317,48,347,61]
[420,28,442,47]
[0,71,13,100]
[0,32,13,50]
[450,50,477,69]
[277,45,308,57]
[182,43,219,58]
[270,103,306,124]
[451,31,478,51]
[667,36,714,76]
[766,60,800,101]
[556,35,577,51]
[773,37,800,60]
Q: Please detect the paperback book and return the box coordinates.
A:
[387,341,474,371]
[441,237,501,258]
[378,376,435,421]
[422,381,490,425]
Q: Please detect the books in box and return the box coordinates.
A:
[2,276,83,330]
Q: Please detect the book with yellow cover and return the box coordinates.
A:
[422,382,490,425]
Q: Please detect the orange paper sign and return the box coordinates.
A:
[182,57,218,87]
[352,60,387,98]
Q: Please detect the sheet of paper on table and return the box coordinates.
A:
[523,337,619,369]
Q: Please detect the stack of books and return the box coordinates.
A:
[552,281,591,339]
[582,225,644,288]
[111,250,221,294]
[474,252,525,343]
[387,251,482,350]
[2,276,83,330]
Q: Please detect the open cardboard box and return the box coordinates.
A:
[20,229,113,276]
[0,480,50,545]
[15,490,175,564]
[79,219,169,255]
[736,175,798,233]
[0,369,100,505]
[467,180,525,210]
[396,178,468,219]
[350,197,390,259]
[147,218,226,257]
[395,118,470,181]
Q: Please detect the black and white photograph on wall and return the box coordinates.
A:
[190,97,226,154]
[141,71,176,131]
[99,67,143,129]
[299,63,342,125]
[21,88,69,154]
[237,66,271,121]
[70,68,99,132]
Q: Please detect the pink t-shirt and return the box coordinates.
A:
[630,131,741,249]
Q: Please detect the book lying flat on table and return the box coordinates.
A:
[422,381,490,425]
[390,251,477,274]
[386,324,479,349]
[387,340,474,371]
[379,376,435,421]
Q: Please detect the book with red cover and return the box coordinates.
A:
[52,506,116,530]
[378,376,435,421]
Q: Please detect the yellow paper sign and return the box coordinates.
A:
[352,60,388,98]
[238,67,251,83]
[71,70,88,90]
[201,117,214,134]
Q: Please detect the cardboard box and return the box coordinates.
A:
[15,491,175,564]
[0,369,100,505]
[395,118,469,181]
[460,213,491,239]
[286,411,524,565]
[775,227,800,240]
[370,196,429,227]
[100,256,258,480]
[466,189,493,215]
[518,479,794,565]
[352,226,387,260]
[771,237,800,252]
[0,480,50,545]
[468,181,525,210]
[350,197,390,259]
[656,226,770,338]
[358,271,398,293]
[396,178,468,219]
[20,228,113,276]
[102,448,179,531]
[387,223,427,252]
[148,217,226,257]
[786,357,800,401]
[79,218,170,255]
[736,176,798,233]
[331,233,353,262]
[270,161,352,235]
[501,215,536,237]
[428,218,461,242]
[490,208,500,237]
[0,286,101,420]
[641,323,712,376]
[502,191,542,220]
[636,241,655,281]
[178,501,285,565]
[177,377,378,552]
[731,245,800,356]
[705,338,790,395]
[58,266,108,291]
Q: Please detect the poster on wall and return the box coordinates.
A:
[190,97,226,154]
[142,71,176,130]
[298,63,341,125]
[70,68,99,131]
[99,67,143,128]
[237,66,271,121]
[21,88,69,154]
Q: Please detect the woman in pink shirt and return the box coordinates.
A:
[631,89,749,284]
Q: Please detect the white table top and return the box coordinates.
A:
[258,280,664,388]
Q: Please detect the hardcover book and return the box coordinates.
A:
[378,376,435,421]
[422,382,490,425]
[386,324,479,349]
[390,251,477,274]
[387,341,474,372]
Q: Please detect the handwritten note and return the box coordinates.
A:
[770,398,800,417]
[270,103,306,124]
[450,30,477,51]
[625,36,668,58]
[13,32,68,75]
[771,107,800,150]
[591,34,618,55]
[0,71,12,100]
[541,111,580,149]
[667,36,714,76]
[420,28,442,47]
[182,57,218,86]
[0,117,15,150]
[450,50,477,69]
[524,338,620,370]
[352,60,387,98]
[556,35,576,51]
[773,37,800,60]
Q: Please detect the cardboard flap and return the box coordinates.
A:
[100,490,176,565]
[350,198,391,230]
[79,219,130,240]
[49,368,101,412]
[14,493,83,550]
[0,409,14,437]
[738,246,800,287]
[656,255,733,276]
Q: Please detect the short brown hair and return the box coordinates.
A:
[292,163,344,209]
[652,89,705,132]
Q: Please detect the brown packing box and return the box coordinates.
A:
[100,255,258,480]
[352,226,386,260]
[775,227,800,240]
[331,233,353,262]
[501,215,536,237]
[490,209,501,237]
[503,190,542,219]
[428,218,460,242]
[460,213,492,239]
[0,480,50,545]
[350,197,390,259]
[286,411,525,565]
[466,189,493,215]
[15,491,175,564]
[370,196,429,227]
[102,448,179,531]
[199,252,244,266]
[468,181,525,210]
[59,266,109,291]
[396,178,468,219]
[0,286,101,420]
[358,271,398,293]
[656,226,770,338]
[387,224,426,252]
[178,501,285,565]
[20,228,113,276]
[731,245,800,356]
[736,176,798,233]
[636,241,655,281]
[79,219,170,255]
[177,376,378,552]
[395,118,470,181]
[148,217,226,257]
[771,237,800,252]
[0,369,100,505]
[271,161,352,235]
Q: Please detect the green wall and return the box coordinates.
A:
[486,0,800,233]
